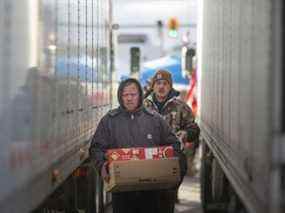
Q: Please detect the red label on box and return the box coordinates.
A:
[106,146,174,162]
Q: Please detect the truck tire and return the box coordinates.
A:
[200,141,228,213]
[227,191,248,213]
[62,164,96,213]
[211,158,227,202]
[85,166,97,213]
[200,141,214,213]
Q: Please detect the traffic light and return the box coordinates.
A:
[130,47,140,74]
[185,47,196,71]
[168,17,179,38]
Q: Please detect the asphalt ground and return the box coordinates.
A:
[175,174,202,213]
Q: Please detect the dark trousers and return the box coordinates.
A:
[112,189,175,213]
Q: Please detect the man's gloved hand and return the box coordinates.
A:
[176,130,188,150]
[101,161,110,183]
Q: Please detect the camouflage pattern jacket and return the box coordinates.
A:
[144,89,200,153]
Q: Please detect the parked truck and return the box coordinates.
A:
[0,0,113,212]
[199,0,284,213]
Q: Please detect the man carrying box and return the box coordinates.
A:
[89,78,187,213]
[143,69,200,203]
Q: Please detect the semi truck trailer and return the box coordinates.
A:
[199,0,284,213]
[0,0,113,212]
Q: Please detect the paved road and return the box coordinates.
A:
[175,175,202,213]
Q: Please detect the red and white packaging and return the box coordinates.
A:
[106,146,174,163]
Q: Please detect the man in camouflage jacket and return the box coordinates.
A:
[144,69,200,203]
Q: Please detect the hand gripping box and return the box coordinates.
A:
[105,146,180,192]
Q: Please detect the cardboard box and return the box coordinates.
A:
[105,158,180,192]
[106,146,174,162]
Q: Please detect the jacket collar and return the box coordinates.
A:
[119,106,144,116]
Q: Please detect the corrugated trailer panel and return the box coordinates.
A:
[230,0,240,150]
[0,0,112,212]
[238,0,253,161]
[201,0,274,212]
[0,0,39,196]
[250,0,272,201]
[212,2,220,136]
[222,0,231,146]
[217,0,224,139]
[201,1,213,132]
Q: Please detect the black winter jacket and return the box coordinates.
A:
[89,107,184,170]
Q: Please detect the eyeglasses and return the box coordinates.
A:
[122,93,138,98]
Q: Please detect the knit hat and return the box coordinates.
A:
[152,69,173,87]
